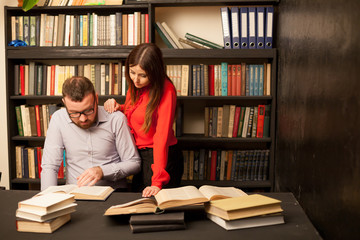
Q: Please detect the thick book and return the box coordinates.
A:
[16,202,77,222]
[104,185,247,215]
[130,212,184,225]
[207,213,284,230]
[185,33,223,49]
[18,193,75,215]
[204,194,283,221]
[16,213,71,233]
[130,223,185,233]
[37,184,114,201]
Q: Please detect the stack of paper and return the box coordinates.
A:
[15,193,77,233]
[205,194,284,230]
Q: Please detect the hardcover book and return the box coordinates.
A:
[104,185,247,215]
[16,213,71,233]
[204,194,283,221]
[37,184,114,201]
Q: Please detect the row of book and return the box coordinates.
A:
[11,12,149,47]
[14,62,270,97]
[15,104,61,137]
[36,0,123,6]
[220,6,274,49]
[16,193,76,233]
[14,62,127,96]
[182,149,270,182]
[205,105,270,139]
[167,63,271,97]
[15,145,66,179]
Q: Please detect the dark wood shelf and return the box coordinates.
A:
[181,180,272,188]
[11,178,66,185]
[178,134,271,143]
[149,0,279,7]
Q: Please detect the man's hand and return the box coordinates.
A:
[104,98,121,113]
[77,166,103,187]
[142,186,160,197]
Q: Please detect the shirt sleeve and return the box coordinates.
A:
[151,83,177,189]
[40,111,65,191]
[99,112,141,181]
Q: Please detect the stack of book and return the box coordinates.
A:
[129,212,186,233]
[205,194,284,230]
[15,193,77,233]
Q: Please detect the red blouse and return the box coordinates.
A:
[122,79,178,189]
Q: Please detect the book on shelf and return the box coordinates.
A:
[205,194,283,221]
[161,22,184,49]
[178,38,210,49]
[207,212,284,230]
[16,213,71,233]
[104,185,247,215]
[155,21,177,48]
[37,184,114,201]
[185,33,223,49]
[18,193,75,216]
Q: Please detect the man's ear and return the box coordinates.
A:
[62,98,65,104]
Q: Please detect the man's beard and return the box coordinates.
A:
[72,112,98,129]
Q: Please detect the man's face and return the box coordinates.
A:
[63,93,98,129]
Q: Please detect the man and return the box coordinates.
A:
[41,76,141,191]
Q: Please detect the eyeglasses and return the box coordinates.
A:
[66,98,96,118]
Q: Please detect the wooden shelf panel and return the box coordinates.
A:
[11,178,66,185]
[181,180,272,188]
[150,0,279,7]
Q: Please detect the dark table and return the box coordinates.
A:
[0,190,321,240]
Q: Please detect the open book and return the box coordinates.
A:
[37,184,114,201]
[104,185,247,215]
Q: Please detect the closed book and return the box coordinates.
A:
[15,106,24,136]
[130,212,184,225]
[16,203,77,222]
[207,213,284,230]
[185,33,223,49]
[18,193,75,215]
[220,7,232,49]
[16,213,71,233]
[130,223,185,233]
[205,194,283,221]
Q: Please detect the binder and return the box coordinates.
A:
[240,7,248,49]
[248,7,256,49]
[220,7,232,49]
[230,7,240,49]
[265,7,274,49]
[256,7,265,49]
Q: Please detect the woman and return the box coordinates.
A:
[104,43,183,197]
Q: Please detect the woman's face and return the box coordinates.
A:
[129,64,150,89]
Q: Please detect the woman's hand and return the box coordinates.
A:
[142,186,160,197]
[104,98,121,113]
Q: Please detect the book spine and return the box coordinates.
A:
[185,33,223,49]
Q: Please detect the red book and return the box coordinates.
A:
[236,64,242,96]
[34,105,42,137]
[58,160,64,179]
[256,105,266,138]
[36,147,42,178]
[50,65,55,96]
[208,65,215,96]
[145,14,149,43]
[20,65,25,96]
[232,106,241,137]
[210,150,217,181]
[227,65,232,96]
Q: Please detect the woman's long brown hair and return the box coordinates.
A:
[125,43,168,133]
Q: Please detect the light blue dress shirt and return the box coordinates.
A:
[41,106,141,190]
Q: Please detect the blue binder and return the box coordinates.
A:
[256,7,265,49]
[265,7,274,49]
[220,7,232,49]
[248,7,256,49]
[240,7,248,49]
[230,7,240,49]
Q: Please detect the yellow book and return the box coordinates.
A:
[205,194,283,221]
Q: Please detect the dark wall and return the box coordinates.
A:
[276,0,360,239]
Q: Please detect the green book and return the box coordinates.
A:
[15,106,24,136]
[185,33,223,49]
[154,22,175,48]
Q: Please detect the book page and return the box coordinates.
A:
[37,185,78,196]
[109,198,157,209]
[70,186,110,196]
[199,185,248,201]
[155,186,206,206]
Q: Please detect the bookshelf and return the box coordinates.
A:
[5,0,278,190]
